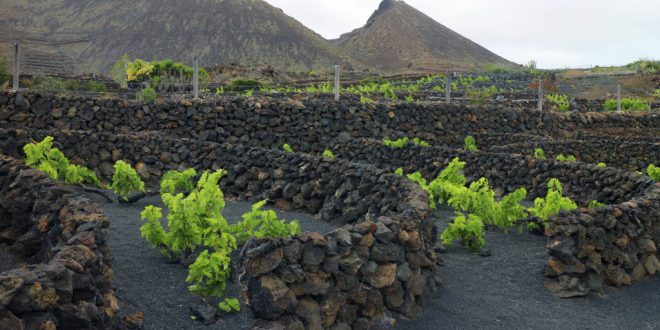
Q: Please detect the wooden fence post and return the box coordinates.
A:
[617,84,622,112]
[193,56,199,99]
[334,65,340,101]
[446,71,451,103]
[12,43,20,91]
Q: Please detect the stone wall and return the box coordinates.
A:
[1,92,658,153]
[0,155,119,330]
[0,129,438,329]
[544,191,660,297]
[470,133,659,172]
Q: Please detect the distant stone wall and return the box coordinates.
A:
[1,92,658,152]
[0,155,119,330]
[476,133,659,172]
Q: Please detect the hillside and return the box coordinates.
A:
[334,0,516,73]
[0,0,362,75]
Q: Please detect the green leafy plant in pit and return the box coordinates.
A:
[23,136,101,186]
[322,149,335,159]
[141,170,300,311]
[604,97,650,111]
[545,93,570,112]
[160,168,197,195]
[109,160,145,200]
[464,135,478,152]
[136,87,157,103]
[404,94,415,103]
[534,148,547,160]
[383,137,429,148]
[647,164,660,181]
[427,157,468,204]
[383,137,409,149]
[527,179,577,230]
[654,89,660,99]
[282,144,294,153]
[412,137,430,147]
[441,213,486,253]
[218,298,241,313]
[244,89,254,97]
[226,199,300,245]
[394,168,404,176]
[556,154,576,162]
[597,163,607,168]
[215,87,225,95]
[588,200,605,208]
[360,94,375,104]
[466,85,497,105]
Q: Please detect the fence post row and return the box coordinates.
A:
[617,84,622,113]
[537,78,544,112]
[445,71,451,103]
[12,43,20,91]
[193,56,199,100]
[334,65,340,101]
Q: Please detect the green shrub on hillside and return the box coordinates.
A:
[545,93,570,112]
[137,87,157,102]
[0,57,9,87]
[227,78,263,92]
[604,97,650,111]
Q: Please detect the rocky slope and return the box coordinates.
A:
[334,0,516,72]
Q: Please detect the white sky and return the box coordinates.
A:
[264,0,660,69]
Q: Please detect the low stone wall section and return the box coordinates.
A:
[1,92,658,152]
[0,155,119,329]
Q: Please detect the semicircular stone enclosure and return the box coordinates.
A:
[0,91,658,329]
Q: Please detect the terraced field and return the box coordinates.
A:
[0,91,657,329]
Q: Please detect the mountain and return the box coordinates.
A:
[0,0,361,75]
[334,0,516,72]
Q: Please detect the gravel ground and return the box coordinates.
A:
[82,192,336,330]
[84,193,660,330]
[399,207,660,330]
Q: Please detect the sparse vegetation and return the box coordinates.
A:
[322,149,335,159]
[545,93,570,112]
[0,57,10,88]
[136,87,157,102]
[464,136,478,152]
[647,164,660,181]
[604,97,650,111]
[282,144,293,153]
[556,154,576,162]
[534,148,546,160]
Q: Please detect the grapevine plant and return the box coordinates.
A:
[556,154,577,162]
[24,136,101,186]
[140,169,300,313]
[110,160,145,200]
[23,137,147,202]
[647,164,660,181]
[322,149,335,159]
[527,179,577,231]
[534,148,546,160]
[383,137,430,148]
[464,136,478,152]
[399,157,529,252]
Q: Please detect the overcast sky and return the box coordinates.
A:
[264,0,660,69]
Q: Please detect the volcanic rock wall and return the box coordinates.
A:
[0,156,119,329]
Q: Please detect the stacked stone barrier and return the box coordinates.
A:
[1,92,658,151]
[0,155,119,330]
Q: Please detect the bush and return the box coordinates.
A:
[136,87,157,102]
[227,78,262,92]
[0,57,9,86]
[534,148,546,160]
[545,93,570,112]
[464,136,478,152]
[604,97,650,111]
